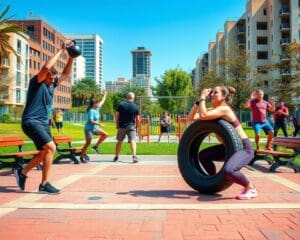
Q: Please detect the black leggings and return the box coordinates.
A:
[198,138,254,187]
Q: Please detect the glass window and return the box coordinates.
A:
[27,25,34,35]
[257,22,268,30]
[16,72,21,86]
[16,89,21,103]
[257,36,268,44]
[257,51,268,59]
[263,8,267,15]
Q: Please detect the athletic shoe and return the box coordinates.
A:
[15,168,27,191]
[113,156,119,162]
[92,145,101,154]
[133,155,139,163]
[38,182,61,194]
[80,155,87,163]
[236,188,257,200]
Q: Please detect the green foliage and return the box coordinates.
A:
[198,70,225,93]
[270,41,300,108]
[101,92,114,115]
[72,78,101,107]
[219,45,252,112]
[153,68,193,113]
[0,114,11,123]
[0,5,26,58]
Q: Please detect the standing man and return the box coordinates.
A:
[15,40,73,194]
[273,100,289,137]
[114,92,140,163]
[244,89,275,150]
[294,104,300,137]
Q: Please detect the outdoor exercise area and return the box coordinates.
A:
[0,154,299,239]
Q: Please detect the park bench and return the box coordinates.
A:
[53,136,84,164]
[0,136,40,170]
[250,137,300,173]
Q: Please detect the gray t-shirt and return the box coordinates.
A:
[22,75,58,125]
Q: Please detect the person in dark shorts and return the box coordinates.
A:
[188,86,256,200]
[80,91,108,162]
[15,40,73,194]
[273,100,289,137]
[157,111,171,143]
[114,92,140,163]
[244,89,275,150]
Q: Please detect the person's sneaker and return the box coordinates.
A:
[38,182,61,194]
[113,156,119,162]
[236,188,257,200]
[92,145,101,154]
[80,155,87,163]
[133,155,139,163]
[15,168,27,191]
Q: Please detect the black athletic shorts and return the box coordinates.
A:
[22,122,52,150]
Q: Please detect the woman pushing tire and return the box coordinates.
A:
[178,119,243,194]
[178,86,257,200]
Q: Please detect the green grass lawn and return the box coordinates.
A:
[0,121,296,156]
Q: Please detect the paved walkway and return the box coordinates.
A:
[0,155,299,239]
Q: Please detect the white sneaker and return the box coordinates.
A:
[236,188,257,200]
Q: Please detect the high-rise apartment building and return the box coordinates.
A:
[0,32,29,115]
[71,55,86,84]
[65,34,103,86]
[197,0,299,102]
[105,77,130,93]
[131,47,152,96]
[16,19,72,110]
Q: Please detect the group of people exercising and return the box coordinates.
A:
[14,40,291,200]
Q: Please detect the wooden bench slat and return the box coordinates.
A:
[255,149,291,157]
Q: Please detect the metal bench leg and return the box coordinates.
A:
[70,154,80,164]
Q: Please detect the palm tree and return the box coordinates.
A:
[0,5,26,61]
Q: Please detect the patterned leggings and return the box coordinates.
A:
[198,138,254,187]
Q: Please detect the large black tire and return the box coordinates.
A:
[177,119,243,194]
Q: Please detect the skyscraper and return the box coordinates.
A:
[65,34,103,86]
[131,47,152,96]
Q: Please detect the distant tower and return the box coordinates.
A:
[131,46,152,96]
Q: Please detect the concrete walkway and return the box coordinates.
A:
[0,155,299,239]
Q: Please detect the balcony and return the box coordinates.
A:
[280,68,291,76]
[237,28,245,35]
[0,58,9,69]
[279,7,290,17]
[237,40,246,46]
[280,23,290,32]
[280,38,290,46]
[280,54,291,61]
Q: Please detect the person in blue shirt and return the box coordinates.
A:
[80,91,108,162]
[15,40,73,194]
[294,104,300,137]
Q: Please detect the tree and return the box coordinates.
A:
[153,68,193,114]
[72,78,101,107]
[218,45,252,112]
[270,41,300,108]
[198,70,225,92]
[0,5,26,60]
[101,92,114,115]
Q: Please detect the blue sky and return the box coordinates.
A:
[7,0,246,86]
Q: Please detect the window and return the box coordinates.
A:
[257,36,268,44]
[257,51,268,59]
[264,80,269,87]
[263,8,267,15]
[16,72,21,86]
[257,66,268,74]
[248,40,250,50]
[16,89,21,103]
[17,40,21,54]
[27,25,34,35]
[257,22,268,30]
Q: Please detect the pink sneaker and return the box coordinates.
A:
[236,188,257,200]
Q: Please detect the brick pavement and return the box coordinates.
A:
[0,155,299,240]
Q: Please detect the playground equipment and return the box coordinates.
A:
[177,119,243,194]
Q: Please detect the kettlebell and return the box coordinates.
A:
[66,40,81,58]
